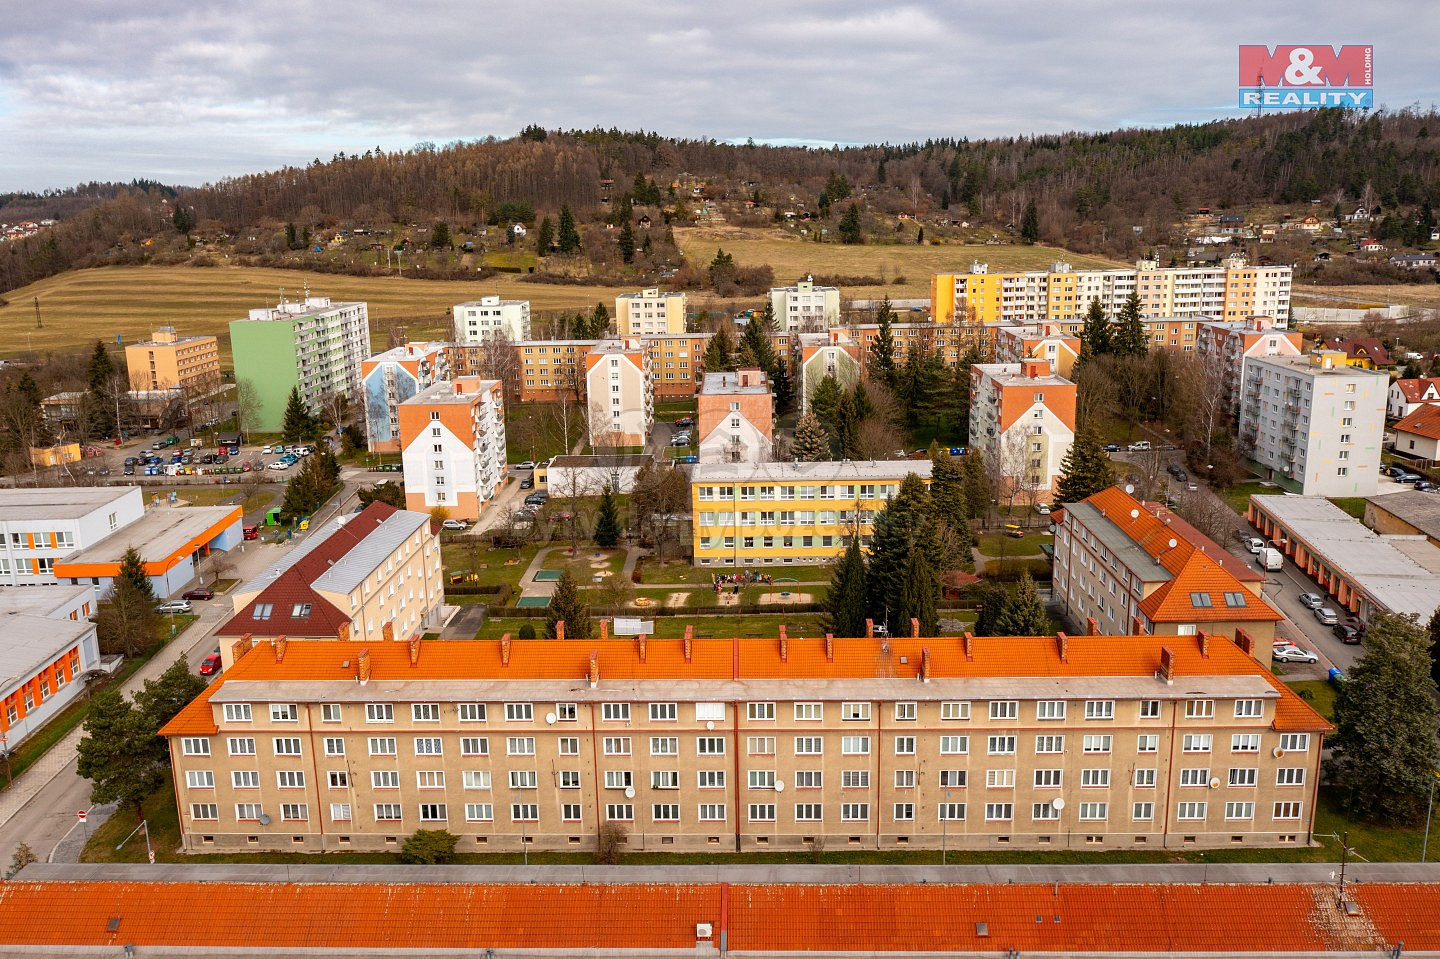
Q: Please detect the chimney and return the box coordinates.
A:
[637,636,646,662]
[1158,646,1174,685]
[588,650,599,689]
[271,635,287,663]
[357,648,372,685]
[910,617,920,639]
[1198,629,1210,658]
[382,621,394,644]
[963,631,974,661]
[556,619,566,642]
[1130,614,1145,635]
[500,634,511,666]
[865,618,874,639]
[1056,632,1068,663]
[230,638,249,664]
[684,626,693,662]
[1233,627,1255,657]
[920,646,932,683]
[825,633,834,662]
[408,635,421,667]
[1086,616,1099,636]
[337,621,350,643]
[600,618,609,641]
[779,625,788,662]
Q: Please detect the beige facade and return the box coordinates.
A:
[163,633,1329,854]
[125,327,222,394]
[617,289,687,336]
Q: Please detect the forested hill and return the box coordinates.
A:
[3,108,1437,295]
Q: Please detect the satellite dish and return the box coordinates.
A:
[258,813,271,825]
[1050,798,1064,811]
[1168,538,1178,549]
[1209,777,1221,789]
[545,712,557,725]
[1130,509,1139,519]
[1124,484,1135,495]
[624,786,635,799]
[774,780,785,793]
[706,720,715,730]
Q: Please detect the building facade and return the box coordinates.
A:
[0,585,101,748]
[969,360,1077,501]
[617,289,687,336]
[1237,351,1388,497]
[452,297,531,344]
[398,378,507,520]
[644,332,709,399]
[798,330,862,414]
[124,327,222,395]
[768,277,841,331]
[697,370,773,464]
[1194,318,1304,413]
[513,340,597,403]
[690,460,931,566]
[0,488,142,588]
[1387,377,1440,420]
[993,324,1082,378]
[585,339,653,447]
[361,343,451,453]
[160,632,1330,854]
[230,296,372,432]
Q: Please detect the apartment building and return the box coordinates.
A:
[931,257,1290,329]
[851,323,972,372]
[230,296,372,432]
[617,289,687,336]
[645,332,709,399]
[1237,351,1388,496]
[691,460,931,566]
[1054,487,1281,652]
[769,277,841,331]
[511,339,597,403]
[0,584,101,748]
[398,378,507,520]
[969,360,1077,501]
[215,502,444,666]
[361,342,451,453]
[160,631,1330,854]
[1194,317,1304,413]
[123,327,222,394]
[584,339,653,447]
[994,324,1082,377]
[798,330,862,414]
[697,370,773,464]
[452,297,531,344]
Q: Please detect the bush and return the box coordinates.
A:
[400,829,458,864]
[596,821,627,864]
[518,623,536,640]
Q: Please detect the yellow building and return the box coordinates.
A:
[691,461,931,566]
[124,327,222,394]
[616,289,688,336]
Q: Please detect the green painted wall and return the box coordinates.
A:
[229,319,299,433]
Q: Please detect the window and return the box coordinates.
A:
[366,703,394,723]
[1177,801,1208,821]
[697,737,725,756]
[463,770,492,790]
[1278,733,1310,752]
[1035,734,1065,754]
[512,804,540,822]
[894,769,916,789]
[794,736,824,755]
[372,770,400,789]
[941,701,971,721]
[281,803,309,822]
[505,703,534,722]
[561,804,582,822]
[1233,699,1264,718]
[893,701,917,721]
[653,804,680,822]
[1084,700,1114,721]
[794,702,823,721]
[321,704,342,723]
[985,769,1015,788]
[605,804,634,822]
[841,770,870,789]
[1080,768,1110,788]
[1185,699,1214,719]
[987,734,1017,755]
[224,704,252,722]
[984,803,1013,821]
[894,736,916,755]
[939,802,966,821]
[185,770,214,789]
[603,770,632,790]
[227,737,255,756]
[1189,592,1213,608]
[1134,768,1157,788]
[747,702,776,721]
[695,702,726,722]
[1082,735,1112,754]
[1036,700,1067,721]
[181,737,210,756]
[1133,802,1155,821]
[465,803,494,822]
[1223,801,1254,820]
[507,737,535,756]
[698,804,726,821]
[649,702,677,721]
[232,770,260,789]
[373,803,402,822]
[1182,734,1212,753]
[327,771,349,789]
[1033,802,1060,821]
[1078,802,1108,821]
[602,736,631,756]
[940,735,970,755]
[1273,801,1303,820]
[841,736,870,755]
[748,803,777,822]
[276,770,305,789]
[795,803,823,821]
[412,703,440,722]
[460,737,488,756]
[1180,767,1211,788]
[552,702,576,722]
[1231,733,1261,753]
[651,736,678,756]
[697,770,726,789]
[236,803,264,821]
[1229,767,1258,787]
[414,737,443,756]
[840,803,870,822]
[652,770,679,790]
[509,770,539,790]
[989,700,1019,721]
[273,737,301,756]
[1223,592,1248,608]
[558,737,579,755]
[1139,700,1161,718]
[841,702,871,721]
[601,702,631,722]
[190,803,218,821]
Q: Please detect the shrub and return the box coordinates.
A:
[518,623,536,640]
[596,821,627,864]
[400,829,459,864]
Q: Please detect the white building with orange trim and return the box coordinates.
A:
[0,585,101,748]
[398,377,507,520]
[798,329,862,414]
[969,360,1077,501]
[585,338,653,446]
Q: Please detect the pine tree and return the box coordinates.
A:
[1112,291,1149,357]
[866,474,940,636]
[1020,199,1040,243]
[617,220,635,263]
[86,340,117,438]
[117,546,154,601]
[791,413,831,462]
[738,309,777,375]
[701,325,738,373]
[429,221,451,248]
[809,373,844,436]
[594,486,621,548]
[557,205,580,254]
[771,359,794,414]
[894,548,939,637]
[536,217,554,254]
[76,690,159,821]
[960,449,992,520]
[591,302,611,337]
[172,204,192,234]
[871,298,899,389]
[838,203,863,244]
[281,386,313,442]
[1326,613,1440,823]
[1079,298,1112,359]
[987,572,1049,636]
[836,391,859,458]
[1055,428,1117,504]
[545,568,593,639]
[929,447,973,552]
[822,539,868,638]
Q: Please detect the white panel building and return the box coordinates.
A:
[452,296,531,344]
[768,277,841,331]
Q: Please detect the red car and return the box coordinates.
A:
[199,651,222,676]
[182,587,214,601]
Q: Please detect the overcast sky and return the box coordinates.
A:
[1,1,1435,192]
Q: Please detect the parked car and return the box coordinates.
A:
[199,650,222,676]
[1244,536,1265,553]
[1272,643,1319,664]
[1167,465,1188,481]
[243,525,260,540]
[1102,443,1121,453]
[181,587,215,601]
[671,435,691,447]
[514,460,536,471]
[1332,623,1362,644]
[441,519,468,531]
[1396,472,1423,483]
[1034,503,1052,516]
[519,477,534,489]
[1380,465,1403,478]
[947,446,969,456]
[1127,440,1151,451]
[267,460,291,470]
[1003,524,1025,539]
[524,492,549,506]
[1313,606,1339,626]
[156,600,192,614]
[1297,592,1324,609]
[1416,480,1436,492]
[674,417,693,428]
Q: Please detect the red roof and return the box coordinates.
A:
[1392,405,1440,441]
[1318,337,1392,366]
[0,879,1434,952]
[1393,377,1440,405]
[217,502,402,640]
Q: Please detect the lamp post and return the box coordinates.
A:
[0,735,11,786]
[1422,771,1440,863]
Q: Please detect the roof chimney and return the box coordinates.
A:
[1130,614,1145,635]
[600,618,609,641]
[1233,627,1255,657]
[825,633,834,662]
[382,621,394,644]
[357,648,372,685]
[637,636,646,662]
[1158,646,1174,685]
[556,619,566,642]
[1198,629,1210,658]
[865,618,874,639]
[963,631,974,661]
[588,650,599,689]
[232,634,253,663]
[271,635,287,663]
[910,617,920,639]
[1086,616,1099,636]
[1056,632,1068,663]
[779,625,788,662]
[500,634,511,666]
[920,646,932,683]
[408,635,421,667]
[337,621,350,643]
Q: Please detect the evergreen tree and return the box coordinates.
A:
[1055,428,1117,504]
[866,474,940,636]
[822,539,868,638]
[594,485,621,548]
[1326,613,1440,824]
[929,447,973,557]
[836,391,859,458]
[617,220,635,263]
[738,309,778,375]
[1079,297,1113,359]
[591,302,611,337]
[701,325,738,373]
[1020,199,1040,243]
[1428,608,1440,689]
[971,582,1007,637]
[86,340,117,438]
[358,481,406,509]
[809,373,844,438]
[117,546,154,601]
[916,226,925,244]
[172,204,192,234]
[850,381,874,423]
[894,549,939,637]
[791,412,831,462]
[771,358,794,414]
[133,659,207,744]
[95,572,158,658]
[536,217,555,254]
[281,386,313,442]
[76,691,158,821]
[872,298,899,389]
[556,205,581,254]
[545,567,593,639]
[429,221,451,248]
[995,572,1049,635]
[1112,291,1150,357]
[838,203,863,244]
[960,449,992,520]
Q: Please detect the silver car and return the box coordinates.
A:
[1273,644,1319,664]
[1313,607,1339,626]
[1298,592,1324,609]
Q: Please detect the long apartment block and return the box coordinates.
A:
[161,632,1330,854]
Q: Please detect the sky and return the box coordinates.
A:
[1,0,1436,192]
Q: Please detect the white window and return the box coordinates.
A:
[748,803,777,822]
[1276,767,1306,786]
[185,770,214,789]
[1133,802,1155,821]
[984,803,1013,821]
[747,702,776,721]
[697,737,725,755]
[1084,700,1114,721]
[227,737,255,756]
[794,702,823,721]
[273,737,301,756]
[941,701,971,721]
[1278,733,1310,752]
[558,737,579,755]
[1224,801,1254,820]
[841,736,871,755]
[894,769,916,789]
[465,803,494,822]
[1035,700,1066,721]
[841,702,871,721]
[1080,768,1110,788]
[321,704,341,723]
[840,802,870,821]
[697,770,726,789]
[365,703,394,723]
[280,803,308,822]
[988,735,1017,755]
[651,736,679,756]
[463,770,492,790]
[555,703,577,722]
[649,702,677,721]
[510,770,539,789]
[1134,768,1157,788]
[939,735,970,755]
[1078,802,1108,821]
[695,702,726,722]
[1033,802,1060,821]
[1034,769,1062,788]
[414,737,443,756]
[653,804,680,822]
[411,703,440,722]
[652,770,679,790]
[236,803,264,821]
[794,770,823,789]
[795,736,824,755]
[894,736,916,755]
[1180,767,1211,788]
[841,770,870,788]
[321,737,344,757]
[1082,735,1112,754]
[276,770,305,789]
[893,701,917,721]
[989,700,1019,721]
[985,769,1015,788]
[1229,767,1258,787]
[223,704,252,722]
[507,736,536,756]
[512,804,539,822]
[602,736,631,756]
[505,703,534,722]
[1035,734,1065,754]
[190,803,218,821]
[1233,699,1264,718]
[1139,700,1160,718]
[181,737,210,756]
[939,802,966,821]
[1182,734,1212,753]
[1185,699,1214,719]
[460,737,488,756]
[1177,801,1208,821]
[893,803,915,821]
[1273,801,1303,820]
[1231,733,1261,753]
[372,770,400,789]
[232,770,260,789]
[559,771,581,789]
[795,803,823,821]
[1137,734,1159,754]
[698,803,726,821]
[605,804,634,821]
[601,702,631,722]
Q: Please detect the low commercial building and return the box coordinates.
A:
[124,327,222,394]
[969,360,1076,502]
[360,342,451,453]
[398,377,507,520]
[690,460,931,566]
[0,488,183,590]
[1247,494,1440,625]
[160,631,1328,854]
[769,276,840,330]
[585,338,653,447]
[538,453,657,496]
[452,297,531,344]
[54,501,242,599]
[0,585,101,748]
[1054,487,1281,654]
[697,369,773,464]
[1365,489,1440,549]
[215,502,445,666]
[617,288,687,336]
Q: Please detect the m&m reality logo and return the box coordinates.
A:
[1238,45,1373,109]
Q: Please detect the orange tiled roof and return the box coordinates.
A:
[1392,405,1440,441]
[159,631,1331,736]
[1,880,1434,952]
[1138,550,1283,624]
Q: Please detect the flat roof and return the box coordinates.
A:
[57,505,240,573]
[1247,353,1389,379]
[0,488,132,523]
[974,363,1073,387]
[1368,490,1440,543]
[401,379,499,405]
[0,615,92,695]
[0,584,93,618]
[700,371,768,395]
[691,460,932,484]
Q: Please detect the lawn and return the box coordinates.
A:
[975,532,1053,557]
[1219,480,1283,515]
[1328,497,1368,520]
[1286,679,1338,721]
[637,560,835,585]
[506,405,581,464]
[441,542,544,589]
[473,613,827,640]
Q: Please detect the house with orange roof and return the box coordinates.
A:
[1389,376,1440,420]
[969,359,1076,501]
[1054,486,1282,655]
[1391,405,1440,461]
[160,629,1327,855]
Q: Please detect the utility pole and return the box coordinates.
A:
[33,296,42,329]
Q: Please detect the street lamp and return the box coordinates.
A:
[0,734,11,786]
[1422,771,1440,862]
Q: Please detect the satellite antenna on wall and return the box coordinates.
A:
[1124,484,1135,495]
